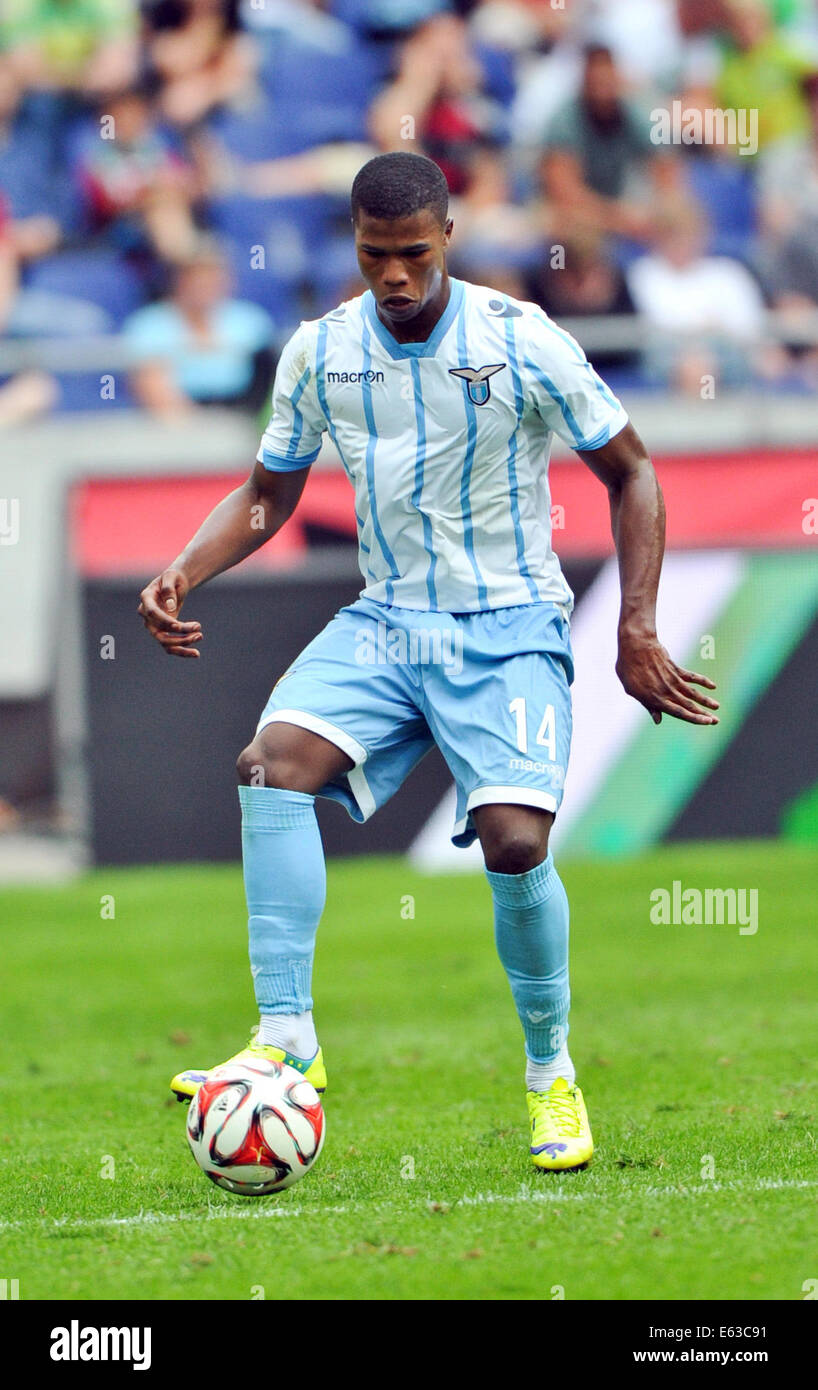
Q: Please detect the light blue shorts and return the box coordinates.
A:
[256,596,574,848]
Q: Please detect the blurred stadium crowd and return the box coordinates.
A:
[2,0,818,425]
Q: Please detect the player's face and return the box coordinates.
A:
[354,208,453,326]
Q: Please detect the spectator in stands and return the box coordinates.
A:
[444,143,547,291]
[717,0,818,152]
[239,0,355,51]
[0,0,138,97]
[368,12,533,290]
[507,2,587,167]
[626,197,776,393]
[330,0,449,45]
[756,66,818,380]
[758,68,818,297]
[0,61,117,416]
[368,14,510,197]
[141,0,257,129]
[0,193,59,425]
[577,0,688,91]
[538,43,676,245]
[201,136,377,200]
[0,54,76,227]
[75,81,199,267]
[667,82,759,262]
[123,236,275,417]
[471,0,573,61]
[524,229,639,372]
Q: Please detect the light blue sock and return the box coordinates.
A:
[239,785,326,1016]
[485,852,571,1064]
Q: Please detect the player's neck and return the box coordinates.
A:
[376,274,453,345]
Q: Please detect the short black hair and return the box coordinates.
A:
[351,152,449,229]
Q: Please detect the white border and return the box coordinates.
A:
[347,764,377,821]
[452,785,559,839]
[253,709,377,822]
[255,709,367,766]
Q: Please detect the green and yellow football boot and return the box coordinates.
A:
[171,1039,327,1102]
[527,1076,593,1171]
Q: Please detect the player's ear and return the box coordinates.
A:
[443,217,454,245]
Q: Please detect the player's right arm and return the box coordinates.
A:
[138,463,310,658]
[139,323,325,658]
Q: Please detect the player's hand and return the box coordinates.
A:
[138,568,202,659]
[616,631,719,725]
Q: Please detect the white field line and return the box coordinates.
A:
[1,1176,816,1236]
[456,1177,818,1207]
[0,1200,351,1235]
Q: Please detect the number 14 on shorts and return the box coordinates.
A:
[509,697,557,760]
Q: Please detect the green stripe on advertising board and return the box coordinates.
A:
[561,553,818,858]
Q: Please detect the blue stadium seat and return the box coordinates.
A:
[0,108,78,228]
[259,37,384,145]
[225,260,302,335]
[208,192,335,249]
[21,251,146,328]
[473,42,516,110]
[602,364,654,393]
[205,201,308,331]
[206,192,337,324]
[686,159,757,262]
[52,372,136,412]
[309,231,363,306]
[207,95,300,160]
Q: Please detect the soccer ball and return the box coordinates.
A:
[186,1058,325,1196]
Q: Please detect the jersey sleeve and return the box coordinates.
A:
[256,323,325,472]
[522,311,629,452]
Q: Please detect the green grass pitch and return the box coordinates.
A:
[0,841,815,1301]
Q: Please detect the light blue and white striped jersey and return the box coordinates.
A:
[257,277,628,613]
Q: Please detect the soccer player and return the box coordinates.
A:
[139,152,719,1171]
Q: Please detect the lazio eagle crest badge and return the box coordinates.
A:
[448,362,506,405]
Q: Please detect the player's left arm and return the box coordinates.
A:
[578,422,719,726]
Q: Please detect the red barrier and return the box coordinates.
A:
[71,449,817,575]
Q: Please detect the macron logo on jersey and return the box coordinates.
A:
[448,362,506,405]
[327,369,385,384]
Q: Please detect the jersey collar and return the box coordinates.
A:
[362,277,464,360]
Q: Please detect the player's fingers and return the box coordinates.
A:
[157,571,182,615]
[657,697,718,725]
[661,680,720,718]
[139,596,200,634]
[138,594,175,629]
[155,629,202,649]
[677,668,717,690]
[676,681,720,711]
[165,646,200,659]
[656,661,719,709]
[142,611,196,647]
[159,637,201,658]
